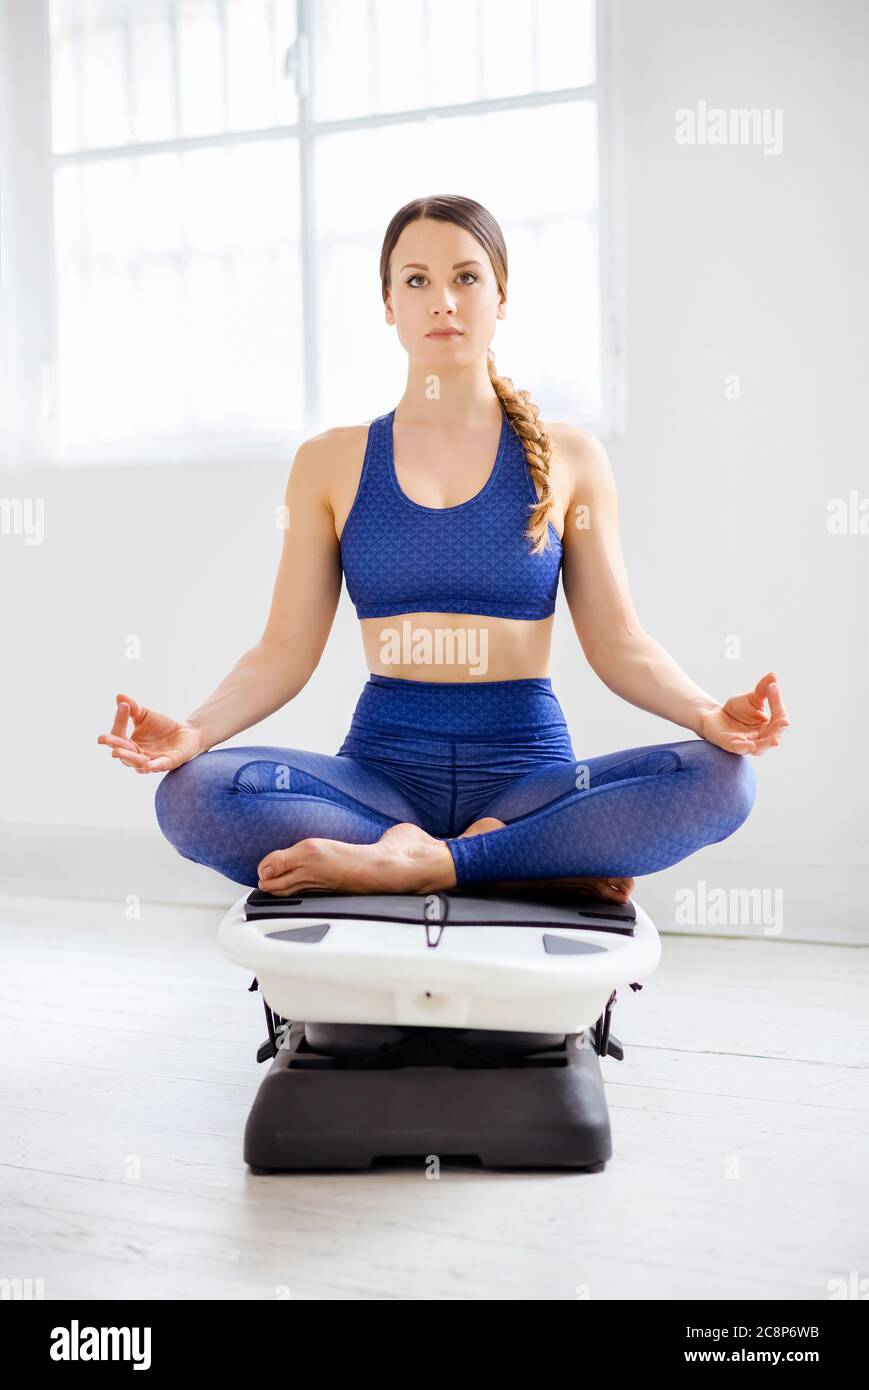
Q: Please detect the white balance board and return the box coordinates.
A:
[218,888,661,1036]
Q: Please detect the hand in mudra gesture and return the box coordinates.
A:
[97,693,205,774]
[698,672,790,756]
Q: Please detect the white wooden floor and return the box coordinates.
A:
[1,893,866,1301]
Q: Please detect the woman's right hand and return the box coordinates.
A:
[97,693,206,774]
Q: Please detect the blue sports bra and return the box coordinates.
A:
[339,407,563,621]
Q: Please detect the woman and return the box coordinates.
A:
[98,195,788,905]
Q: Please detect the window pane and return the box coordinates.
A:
[314,101,600,427]
[50,0,298,153]
[53,141,302,447]
[312,0,596,122]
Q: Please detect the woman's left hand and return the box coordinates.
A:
[698,671,790,756]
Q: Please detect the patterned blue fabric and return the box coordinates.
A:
[338,408,563,619]
[155,675,756,890]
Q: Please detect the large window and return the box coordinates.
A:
[9,0,619,463]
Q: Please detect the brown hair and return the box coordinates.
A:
[379,194,555,555]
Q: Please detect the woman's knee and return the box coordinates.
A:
[154,747,332,858]
[154,750,225,851]
[686,739,757,831]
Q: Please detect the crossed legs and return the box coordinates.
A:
[155,737,756,900]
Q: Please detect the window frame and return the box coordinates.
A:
[1,0,625,469]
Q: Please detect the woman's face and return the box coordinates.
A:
[385,217,505,367]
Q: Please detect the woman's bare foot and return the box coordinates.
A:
[256,817,634,904]
[458,816,635,904]
[257,822,457,897]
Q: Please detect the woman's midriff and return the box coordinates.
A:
[359,611,555,683]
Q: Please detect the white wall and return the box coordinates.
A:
[1,0,866,940]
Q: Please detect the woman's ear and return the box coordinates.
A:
[384,292,395,326]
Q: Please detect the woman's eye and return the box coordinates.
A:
[405,272,478,287]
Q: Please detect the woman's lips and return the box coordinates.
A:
[426,330,463,337]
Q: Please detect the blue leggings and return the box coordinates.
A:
[154,675,756,889]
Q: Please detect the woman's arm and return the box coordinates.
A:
[558,427,721,736]
[185,435,344,752]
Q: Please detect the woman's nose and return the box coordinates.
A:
[431,289,458,313]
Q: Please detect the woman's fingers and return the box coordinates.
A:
[744,732,783,756]
[105,740,175,771]
[715,696,789,757]
[101,694,178,771]
[737,716,787,749]
[723,734,753,751]
[116,692,141,720]
[745,710,789,753]
[755,675,789,727]
[98,731,140,752]
[112,747,151,768]
[767,682,790,725]
[751,672,776,707]
[110,708,127,735]
[754,734,782,753]
[750,672,790,724]
[97,697,135,750]
[112,698,132,732]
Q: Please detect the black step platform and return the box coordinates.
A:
[244,1019,623,1173]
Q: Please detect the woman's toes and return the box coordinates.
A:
[603,876,634,903]
[258,847,289,881]
[259,838,318,888]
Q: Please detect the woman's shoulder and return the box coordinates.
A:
[290,419,374,486]
[540,421,613,511]
[544,419,607,463]
[296,419,372,461]
[290,421,379,537]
